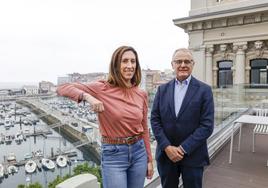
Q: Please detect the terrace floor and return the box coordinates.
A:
[203,124,268,188]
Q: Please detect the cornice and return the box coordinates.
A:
[174,3,268,32]
[174,3,268,24]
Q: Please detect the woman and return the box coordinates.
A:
[57,46,153,188]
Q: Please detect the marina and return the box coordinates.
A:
[0,99,98,187]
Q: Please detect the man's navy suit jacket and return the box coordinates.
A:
[150,76,214,167]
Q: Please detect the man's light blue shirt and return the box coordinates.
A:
[174,75,191,116]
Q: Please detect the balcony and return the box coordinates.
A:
[1,84,268,187]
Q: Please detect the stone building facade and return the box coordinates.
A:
[174,0,268,90]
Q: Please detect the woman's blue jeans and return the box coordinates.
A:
[101,139,148,188]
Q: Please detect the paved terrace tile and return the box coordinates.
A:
[204,124,268,188]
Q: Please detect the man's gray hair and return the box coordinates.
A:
[172,48,193,59]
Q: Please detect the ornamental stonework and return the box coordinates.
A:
[247,40,268,58]
[212,44,235,63]
[186,11,268,32]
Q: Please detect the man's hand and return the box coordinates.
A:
[146,162,154,179]
[164,145,184,163]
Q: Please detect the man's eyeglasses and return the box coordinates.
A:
[173,59,193,66]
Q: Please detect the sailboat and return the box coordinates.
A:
[6,152,16,162]
[15,132,24,144]
[24,153,32,160]
[5,135,12,145]
[25,160,37,174]
[33,150,43,158]
[41,158,55,170]
[4,117,11,130]
[7,165,18,174]
[56,155,67,168]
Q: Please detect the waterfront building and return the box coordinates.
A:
[67,72,107,83]
[7,89,23,96]
[0,89,9,96]
[21,85,39,95]
[39,81,55,94]
[141,69,161,93]
[57,72,107,86]
[161,69,174,82]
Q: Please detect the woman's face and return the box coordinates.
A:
[120,50,136,85]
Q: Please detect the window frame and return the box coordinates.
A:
[250,58,268,88]
[217,60,233,88]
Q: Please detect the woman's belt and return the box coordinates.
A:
[101,134,143,145]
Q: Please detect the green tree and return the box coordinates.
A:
[17,182,42,188]
[29,183,43,188]
[73,163,102,185]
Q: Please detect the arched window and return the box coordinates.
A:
[250,59,268,87]
[218,60,233,88]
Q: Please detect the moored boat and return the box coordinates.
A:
[33,150,43,158]
[5,135,12,145]
[15,132,24,144]
[24,153,32,160]
[7,152,16,162]
[7,165,18,174]
[25,160,37,174]
[56,155,67,168]
[4,118,11,130]
[41,158,55,170]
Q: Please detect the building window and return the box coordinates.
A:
[218,60,233,88]
[250,59,268,88]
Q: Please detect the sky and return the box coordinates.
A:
[0,0,190,84]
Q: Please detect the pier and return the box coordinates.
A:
[24,130,53,138]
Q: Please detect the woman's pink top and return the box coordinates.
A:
[57,80,152,162]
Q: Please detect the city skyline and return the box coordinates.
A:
[0,0,190,84]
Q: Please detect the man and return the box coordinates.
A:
[150,48,214,188]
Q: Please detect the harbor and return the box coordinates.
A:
[0,99,99,188]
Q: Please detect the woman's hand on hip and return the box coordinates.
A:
[146,161,154,180]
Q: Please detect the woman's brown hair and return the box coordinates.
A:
[107,46,141,88]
